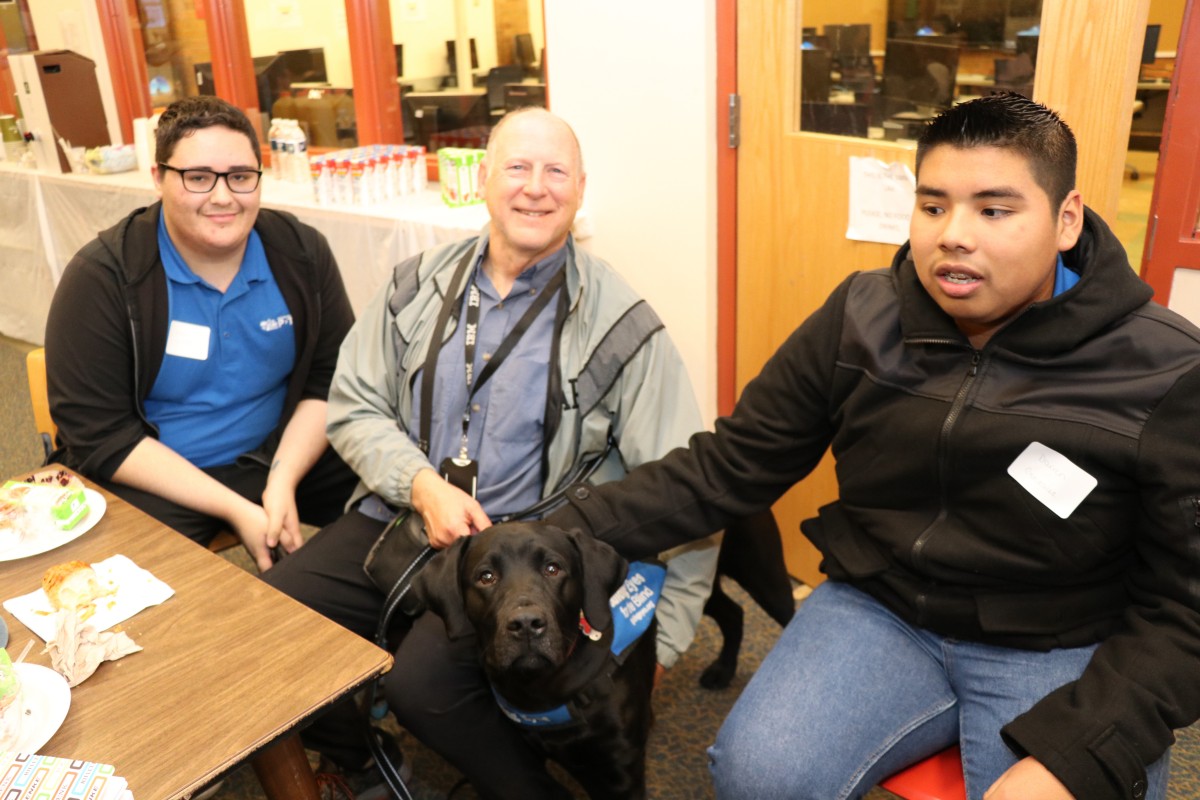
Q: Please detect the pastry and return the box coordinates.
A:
[43,560,111,618]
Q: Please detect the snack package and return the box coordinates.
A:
[0,648,17,715]
[0,647,21,752]
[438,147,485,208]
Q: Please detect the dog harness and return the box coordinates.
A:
[491,561,666,728]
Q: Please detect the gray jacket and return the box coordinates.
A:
[327,232,718,667]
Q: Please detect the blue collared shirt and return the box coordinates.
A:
[1053,253,1079,296]
[145,214,295,467]
[409,241,567,517]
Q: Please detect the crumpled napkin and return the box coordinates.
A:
[44,608,142,687]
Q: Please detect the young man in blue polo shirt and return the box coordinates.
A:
[46,96,357,571]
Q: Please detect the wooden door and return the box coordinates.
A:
[735,0,1149,587]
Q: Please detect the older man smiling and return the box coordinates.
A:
[263,108,720,798]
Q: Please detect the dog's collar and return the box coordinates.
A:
[578,611,604,642]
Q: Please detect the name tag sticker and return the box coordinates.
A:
[1006,441,1097,519]
[164,320,211,361]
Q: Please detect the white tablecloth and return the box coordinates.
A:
[0,162,491,344]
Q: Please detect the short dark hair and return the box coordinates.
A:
[155,96,261,166]
[915,92,1077,211]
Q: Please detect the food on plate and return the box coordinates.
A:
[18,469,84,491]
[43,560,113,619]
[0,648,18,715]
[0,482,90,553]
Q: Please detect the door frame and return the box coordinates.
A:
[1140,0,1200,301]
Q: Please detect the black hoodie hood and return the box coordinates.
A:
[890,206,1153,357]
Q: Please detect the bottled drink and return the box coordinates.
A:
[290,122,309,183]
[268,118,282,180]
[412,146,428,191]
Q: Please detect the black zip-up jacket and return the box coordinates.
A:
[551,208,1200,799]
[45,202,355,480]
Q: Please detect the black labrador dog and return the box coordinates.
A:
[700,509,797,689]
[413,521,657,800]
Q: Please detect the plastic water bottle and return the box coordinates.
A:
[268,119,282,180]
[311,156,332,205]
[351,158,367,205]
[391,148,407,197]
[278,120,296,183]
[335,158,352,205]
[292,124,309,184]
[412,146,428,192]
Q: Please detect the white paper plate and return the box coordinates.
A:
[0,489,106,562]
[0,663,71,753]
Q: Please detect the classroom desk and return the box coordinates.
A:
[0,468,393,799]
[0,161,489,345]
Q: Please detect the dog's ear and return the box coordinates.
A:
[565,528,628,633]
[412,537,475,639]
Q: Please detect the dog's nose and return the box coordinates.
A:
[507,609,548,639]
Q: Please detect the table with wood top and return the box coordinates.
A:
[0,469,393,799]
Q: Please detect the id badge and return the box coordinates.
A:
[440,456,479,497]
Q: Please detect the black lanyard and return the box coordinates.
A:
[418,249,565,459]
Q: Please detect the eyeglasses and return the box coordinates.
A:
[158,163,262,194]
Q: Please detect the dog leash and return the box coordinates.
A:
[363,436,616,798]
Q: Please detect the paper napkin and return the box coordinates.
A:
[3,555,174,642]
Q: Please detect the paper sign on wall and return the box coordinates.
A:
[398,0,428,23]
[267,0,304,28]
[845,156,915,246]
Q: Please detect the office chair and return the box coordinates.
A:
[25,347,239,555]
[879,745,967,800]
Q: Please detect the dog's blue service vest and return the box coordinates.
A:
[492,561,666,728]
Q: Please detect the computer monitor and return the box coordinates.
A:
[825,23,874,86]
[801,48,833,104]
[514,33,537,70]
[504,83,547,112]
[277,48,327,83]
[993,53,1034,99]
[446,38,480,73]
[394,44,404,78]
[402,91,489,149]
[257,50,326,112]
[1015,32,1039,67]
[801,102,870,137]
[879,38,959,118]
[1142,24,1162,65]
[825,23,870,60]
[194,61,215,95]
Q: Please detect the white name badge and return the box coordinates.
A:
[1006,441,1097,519]
[164,320,211,361]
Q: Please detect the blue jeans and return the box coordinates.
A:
[708,581,1170,800]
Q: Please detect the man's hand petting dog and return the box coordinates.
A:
[414,521,657,800]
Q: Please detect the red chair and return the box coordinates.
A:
[879,745,967,800]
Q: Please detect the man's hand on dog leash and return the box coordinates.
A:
[413,468,492,548]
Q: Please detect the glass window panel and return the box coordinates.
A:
[136,0,210,109]
[797,0,1042,141]
[245,0,352,147]
[394,0,547,151]
[0,0,37,53]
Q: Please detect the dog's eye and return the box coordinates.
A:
[543,562,562,577]
[477,569,497,586]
